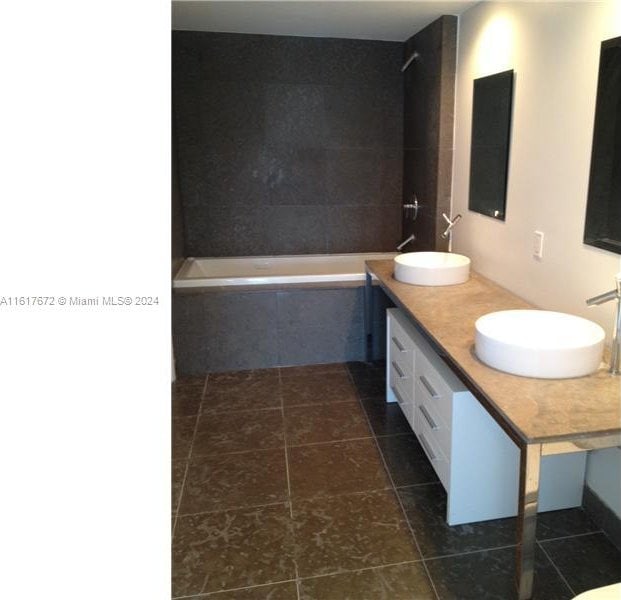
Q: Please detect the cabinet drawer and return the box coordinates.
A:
[389,312,417,354]
[418,415,450,490]
[389,336,414,377]
[415,351,454,428]
[416,382,451,458]
[390,362,414,404]
[389,379,414,427]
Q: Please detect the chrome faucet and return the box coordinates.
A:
[397,233,416,251]
[441,212,462,239]
[586,273,621,375]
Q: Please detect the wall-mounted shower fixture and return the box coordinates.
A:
[403,195,420,221]
[401,51,420,73]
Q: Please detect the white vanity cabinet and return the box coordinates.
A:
[386,308,587,526]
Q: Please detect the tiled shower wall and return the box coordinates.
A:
[172,31,403,257]
[172,130,185,277]
[402,16,457,251]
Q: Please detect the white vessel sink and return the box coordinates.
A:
[475,310,605,379]
[394,252,471,286]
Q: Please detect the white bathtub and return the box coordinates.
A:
[173,253,398,288]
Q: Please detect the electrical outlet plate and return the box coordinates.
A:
[533,231,544,259]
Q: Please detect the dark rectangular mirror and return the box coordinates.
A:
[468,70,514,220]
[584,36,621,255]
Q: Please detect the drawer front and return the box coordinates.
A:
[390,362,414,404]
[390,336,414,378]
[416,381,451,458]
[389,313,417,354]
[390,378,414,427]
[418,414,450,490]
[415,351,453,428]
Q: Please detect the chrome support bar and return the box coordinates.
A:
[516,444,541,600]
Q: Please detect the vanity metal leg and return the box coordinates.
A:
[364,272,373,362]
[516,443,541,600]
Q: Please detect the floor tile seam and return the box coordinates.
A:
[172,405,204,539]
[282,398,361,409]
[295,558,426,583]
[373,431,417,439]
[172,460,190,538]
[279,369,349,379]
[287,434,375,449]
[176,500,291,519]
[536,529,605,545]
[196,406,283,417]
[421,543,518,562]
[352,376,441,600]
[596,527,621,554]
[293,561,301,600]
[281,406,295,521]
[199,578,296,600]
[394,481,444,491]
[290,486,398,510]
[190,444,287,459]
[536,539,576,598]
[201,373,210,401]
[199,404,283,416]
[172,576,298,598]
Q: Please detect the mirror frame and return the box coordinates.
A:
[468,69,514,221]
[583,35,621,255]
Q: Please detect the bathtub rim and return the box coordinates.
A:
[172,252,398,289]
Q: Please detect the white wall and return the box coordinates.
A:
[452,1,621,516]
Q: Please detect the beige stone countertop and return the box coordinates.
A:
[367,260,621,445]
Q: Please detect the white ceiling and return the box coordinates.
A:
[171,1,480,42]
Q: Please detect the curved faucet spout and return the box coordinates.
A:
[586,273,621,375]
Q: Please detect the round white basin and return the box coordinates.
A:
[394,252,471,286]
[475,310,605,379]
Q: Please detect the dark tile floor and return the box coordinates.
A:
[172,362,621,599]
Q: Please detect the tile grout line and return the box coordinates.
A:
[346,365,442,600]
[278,367,302,600]
[177,500,290,519]
[172,373,210,539]
[536,529,604,544]
[422,543,517,562]
[536,539,577,598]
[199,397,359,416]
[171,576,299,599]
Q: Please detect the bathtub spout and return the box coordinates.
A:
[397,234,415,251]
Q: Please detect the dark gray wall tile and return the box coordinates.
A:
[402,16,457,252]
[261,146,327,206]
[320,38,403,87]
[371,285,396,324]
[172,124,185,276]
[326,205,401,253]
[323,85,402,149]
[263,206,328,254]
[200,81,265,147]
[277,288,364,330]
[278,325,366,366]
[174,286,372,373]
[176,291,278,338]
[184,205,270,257]
[264,84,326,149]
[173,31,403,257]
